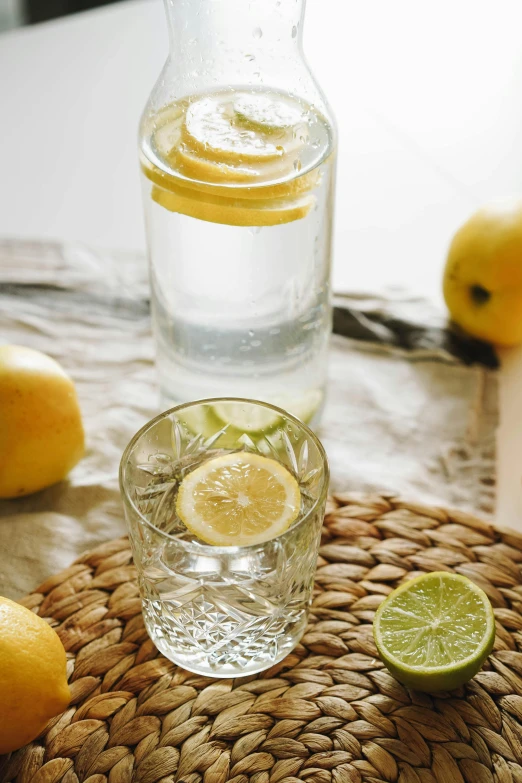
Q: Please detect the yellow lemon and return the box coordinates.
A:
[0,595,70,753]
[0,345,85,498]
[443,204,522,346]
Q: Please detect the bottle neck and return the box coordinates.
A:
[163,0,306,77]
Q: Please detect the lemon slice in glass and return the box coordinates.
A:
[176,451,301,546]
[373,571,495,692]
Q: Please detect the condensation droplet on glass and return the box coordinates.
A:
[291,25,298,38]
[293,159,302,172]
[251,340,262,347]
[248,330,255,337]
[245,53,256,61]
[252,27,263,39]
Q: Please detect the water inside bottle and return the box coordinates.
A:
[140,87,335,424]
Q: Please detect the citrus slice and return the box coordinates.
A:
[183,96,286,163]
[274,390,323,424]
[233,93,304,134]
[143,154,320,203]
[151,184,314,226]
[211,391,322,435]
[212,402,282,434]
[373,571,495,692]
[152,109,184,159]
[174,145,262,184]
[176,451,301,546]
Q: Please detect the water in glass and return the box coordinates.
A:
[121,400,328,677]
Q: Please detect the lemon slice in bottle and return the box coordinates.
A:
[176,451,301,546]
[373,571,495,692]
[182,96,286,163]
[233,93,304,134]
[151,184,314,226]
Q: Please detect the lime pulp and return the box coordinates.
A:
[373,571,495,692]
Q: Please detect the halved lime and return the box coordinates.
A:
[373,571,495,692]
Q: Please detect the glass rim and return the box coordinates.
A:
[119,396,330,553]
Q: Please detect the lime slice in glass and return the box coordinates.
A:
[274,390,323,425]
[373,571,495,692]
[212,401,282,434]
[211,391,322,435]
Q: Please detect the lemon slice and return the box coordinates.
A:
[144,152,319,200]
[233,94,304,134]
[152,110,184,159]
[174,145,262,184]
[151,184,314,226]
[183,96,285,163]
[373,571,495,692]
[176,451,301,546]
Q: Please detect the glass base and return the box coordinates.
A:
[143,609,307,678]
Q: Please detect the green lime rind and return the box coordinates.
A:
[373,571,495,693]
[177,393,323,446]
[212,402,282,434]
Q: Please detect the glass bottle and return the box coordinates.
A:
[139,0,336,428]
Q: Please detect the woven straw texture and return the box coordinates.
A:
[3,492,522,783]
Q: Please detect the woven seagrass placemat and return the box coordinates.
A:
[2,492,522,783]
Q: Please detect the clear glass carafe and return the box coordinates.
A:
[139,0,337,428]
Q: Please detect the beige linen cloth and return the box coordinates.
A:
[0,239,497,598]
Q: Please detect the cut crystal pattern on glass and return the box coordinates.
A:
[121,399,328,677]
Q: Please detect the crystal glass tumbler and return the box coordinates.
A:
[120,398,329,676]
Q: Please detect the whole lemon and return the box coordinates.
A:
[0,345,85,499]
[0,595,70,753]
[443,204,522,346]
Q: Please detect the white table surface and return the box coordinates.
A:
[1,0,522,527]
